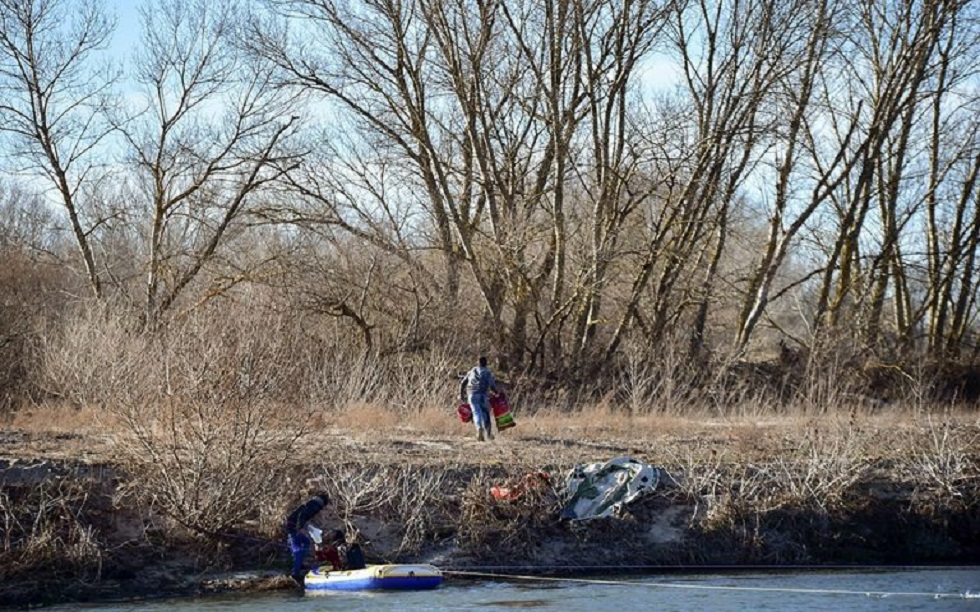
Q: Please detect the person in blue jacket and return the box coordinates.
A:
[282,491,330,583]
[459,356,498,441]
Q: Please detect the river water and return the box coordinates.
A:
[59,568,978,611]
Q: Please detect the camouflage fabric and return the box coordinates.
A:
[561,457,662,520]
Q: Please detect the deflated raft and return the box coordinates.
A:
[304,564,443,591]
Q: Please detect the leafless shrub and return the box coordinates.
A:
[386,467,452,556]
[662,440,733,527]
[311,357,390,409]
[454,465,562,560]
[0,474,104,583]
[317,464,393,530]
[308,345,462,413]
[453,469,499,553]
[0,248,65,414]
[766,421,872,513]
[619,337,663,416]
[39,306,312,539]
[316,463,453,558]
[112,397,304,538]
[39,305,151,409]
[903,411,980,508]
[665,418,872,558]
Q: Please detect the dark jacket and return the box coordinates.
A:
[283,495,327,535]
[341,542,366,570]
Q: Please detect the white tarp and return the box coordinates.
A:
[561,456,662,520]
[307,523,323,543]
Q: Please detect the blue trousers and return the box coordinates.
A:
[469,392,490,432]
[287,532,311,576]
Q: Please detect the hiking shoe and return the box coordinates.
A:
[486,428,494,440]
[477,429,485,441]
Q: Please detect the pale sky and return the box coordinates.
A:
[107,0,143,61]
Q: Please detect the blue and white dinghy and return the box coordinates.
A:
[304,564,443,591]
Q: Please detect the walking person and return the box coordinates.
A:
[460,356,498,441]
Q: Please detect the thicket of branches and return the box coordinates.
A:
[2,0,979,412]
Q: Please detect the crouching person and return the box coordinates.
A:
[315,530,366,571]
[313,529,344,569]
[342,537,366,570]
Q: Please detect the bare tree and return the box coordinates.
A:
[119,0,302,326]
[248,0,468,304]
[600,0,812,360]
[921,9,980,360]
[249,0,668,368]
[730,0,837,353]
[199,0,980,377]
[0,0,117,299]
[727,0,978,363]
[811,0,961,335]
[557,0,667,357]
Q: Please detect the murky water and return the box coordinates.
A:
[58,568,978,611]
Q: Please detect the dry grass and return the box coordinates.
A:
[8,403,121,435]
[0,474,105,585]
[9,397,977,470]
[326,402,408,431]
[13,299,976,473]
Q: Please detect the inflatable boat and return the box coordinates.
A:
[304,564,443,591]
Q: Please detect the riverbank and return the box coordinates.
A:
[1,409,978,607]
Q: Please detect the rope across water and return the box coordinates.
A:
[442,568,977,600]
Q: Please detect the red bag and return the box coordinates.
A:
[456,402,473,423]
[490,394,509,417]
[490,393,516,429]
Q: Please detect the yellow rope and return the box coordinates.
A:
[442,570,975,600]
